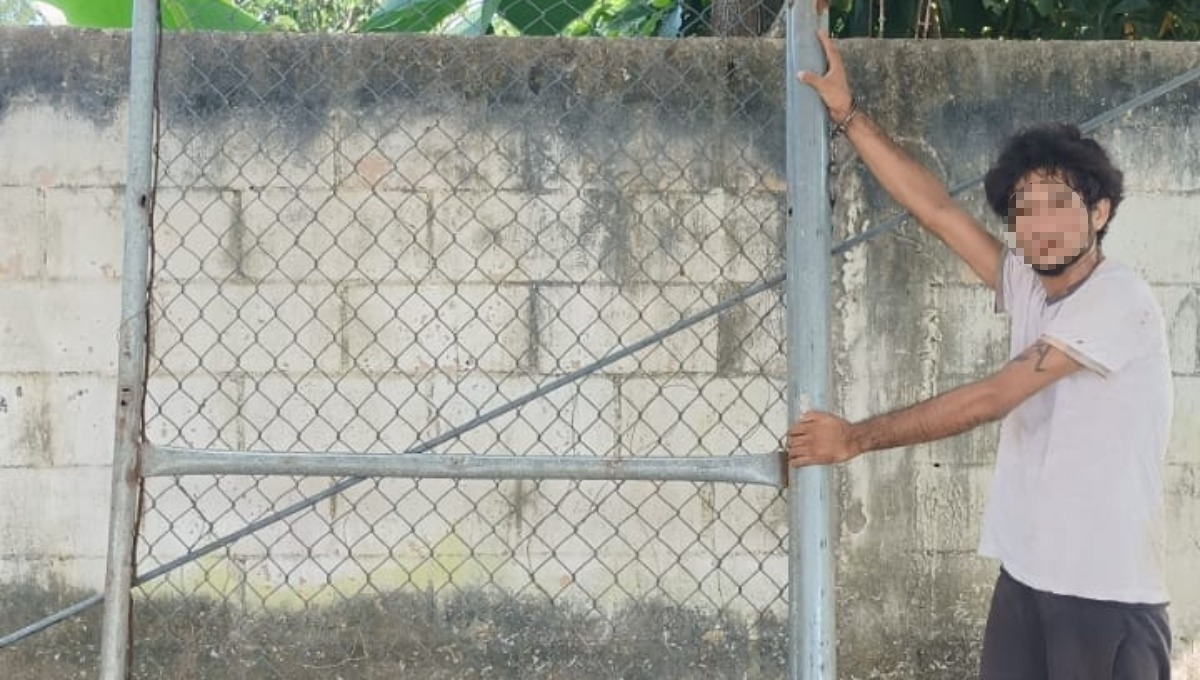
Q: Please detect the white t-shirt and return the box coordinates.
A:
[978,249,1173,604]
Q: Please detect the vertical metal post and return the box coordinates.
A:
[785,2,835,680]
[99,0,159,677]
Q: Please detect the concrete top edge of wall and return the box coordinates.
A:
[1,26,1197,131]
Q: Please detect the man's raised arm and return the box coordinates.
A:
[797,31,1003,290]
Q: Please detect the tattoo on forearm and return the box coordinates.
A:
[853,381,997,453]
[1014,341,1052,373]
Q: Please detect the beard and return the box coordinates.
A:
[1031,222,1098,277]
[1032,250,1086,277]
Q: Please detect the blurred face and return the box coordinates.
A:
[1004,171,1103,277]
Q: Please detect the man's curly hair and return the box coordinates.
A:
[984,123,1124,244]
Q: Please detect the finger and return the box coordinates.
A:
[816,30,843,73]
[789,417,815,433]
[787,429,812,445]
[791,437,820,456]
[796,70,824,89]
[816,29,834,53]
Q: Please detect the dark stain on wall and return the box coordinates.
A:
[0,28,127,128]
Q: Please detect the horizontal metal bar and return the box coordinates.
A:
[144,444,786,487]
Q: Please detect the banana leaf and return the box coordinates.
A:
[32,0,264,30]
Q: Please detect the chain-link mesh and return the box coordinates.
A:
[137,20,789,677]
[316,0,788,39]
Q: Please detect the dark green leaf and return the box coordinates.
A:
[1032,0,1056,17]
[36,0,263,29]
[497,0,594,35]
[1108,0,1150,14]
[161,0,265,29]
[938,0,996,36]
[938,0,954,25]
[358,0,469,31]
[439,0,499,34]
[32,0,130,26]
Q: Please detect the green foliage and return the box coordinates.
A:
[0,0,39,24]
[560,0,676,37]
[162,0,266,28]
[29,0,132,26]
[356,0,467,30]
[233,0,381,31]
[12,0,1199,39]
[26,0,264,29]
[494,0,597,33]
[350,0,682,35]
[441,0,501,35]
[829,0,1200,39]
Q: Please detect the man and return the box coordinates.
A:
[786,31,1173,679]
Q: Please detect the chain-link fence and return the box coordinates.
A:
[131,15,793,677]
[5,9,1200,678]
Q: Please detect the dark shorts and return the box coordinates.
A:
[979,569,1171,680]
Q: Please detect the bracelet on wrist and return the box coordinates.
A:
[832,97,860,138]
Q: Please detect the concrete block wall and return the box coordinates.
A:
[0,29,132,594]
[2,27,1198,678]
